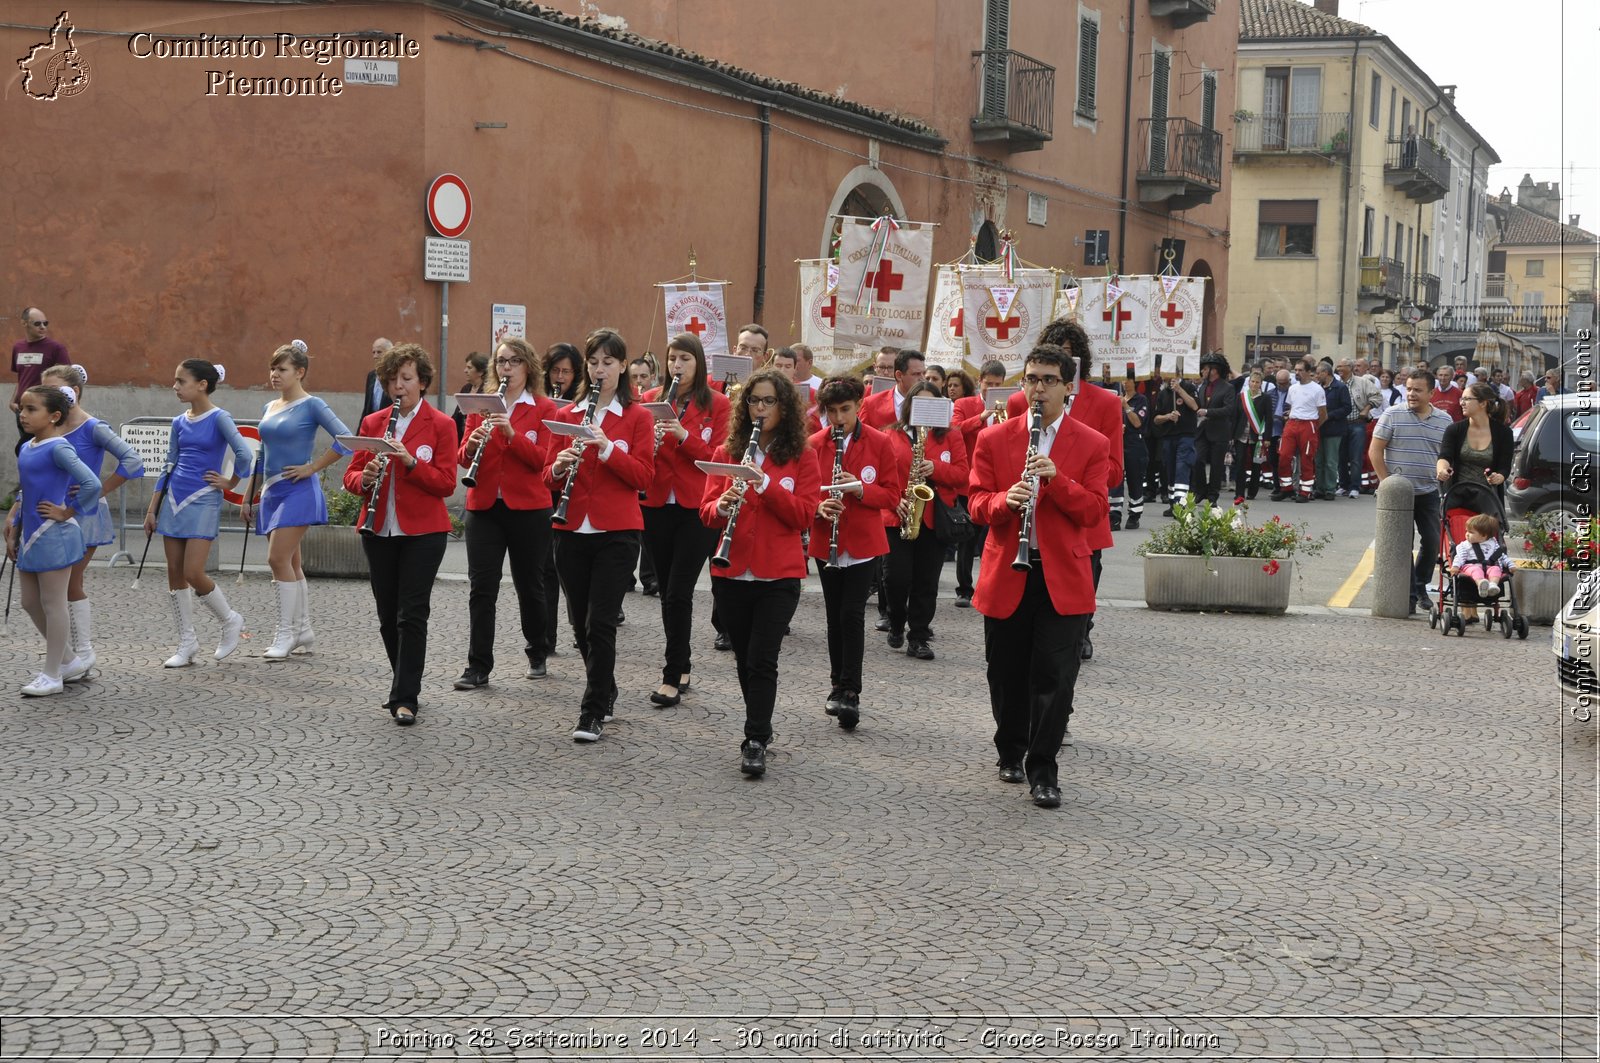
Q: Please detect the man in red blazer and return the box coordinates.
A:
[860,348,926,429]
[971,343,1109,809]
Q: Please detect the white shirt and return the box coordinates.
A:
[377,405,420,537]
[1029,410,1065,548]
[1286,380,1326,420]
[574,397,625,534]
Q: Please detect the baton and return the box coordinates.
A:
[133,463,173,590]
[0,542,10,635]
[237,466,260,584]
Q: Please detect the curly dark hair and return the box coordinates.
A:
[1040,316,1094,376]
[726,368,809,465]
[894,380,953,441]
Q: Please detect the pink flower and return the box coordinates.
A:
[1263,559,1281,575]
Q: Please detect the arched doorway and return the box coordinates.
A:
[1189,259,1218,354]
[973,220,999,263]
[820,166,906,258]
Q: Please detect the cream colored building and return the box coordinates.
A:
[1228,0,1497,370]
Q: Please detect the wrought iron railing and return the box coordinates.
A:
[1410,271,1441,311]
[1385,135,1450,189]
[1137,117,1222,186]
[1234,111,1350,155]
[1431,304,1570,334]
[972,49,1055,139]
[1359,256,1405,301]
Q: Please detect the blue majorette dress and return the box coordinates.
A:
[15,436,102,573]
[253,396,352,534]
[62,417,145,548]
[155,407,253,541]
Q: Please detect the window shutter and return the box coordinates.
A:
[1259,200,1317,225]
[1201,72,1216,131]
[1149,51,1171,171]
[1077,19,1098,117]
[981,0,1010,118]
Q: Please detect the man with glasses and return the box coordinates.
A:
[11,307,71,456]
[969,343,1108,810]
[733,324,769,364]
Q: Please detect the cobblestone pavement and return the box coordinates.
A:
[1,566,1594,1061]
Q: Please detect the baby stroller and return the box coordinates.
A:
[1431,480,1530,639]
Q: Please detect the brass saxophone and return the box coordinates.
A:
[899,426,936,541]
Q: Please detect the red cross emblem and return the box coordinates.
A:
[819,297,836,328]
[863,259,904,303]
[683,316,708,337]
[1103,301,1133,341]
[1159,302,1184,329]
[950,308,964,337]
[986,313,1021,340]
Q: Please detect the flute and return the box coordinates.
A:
[359,398,402,535]
[462,378,510,488]
[710,436,761,569]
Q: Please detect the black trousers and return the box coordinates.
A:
[554,529,638,717]
[819,560,875,696]
[542,539,562,656]
[1117,442,1147,520]
[465,501,551,676]
[1231,441,1265,498]
[643,503,716,686]
[1144,436,1167,499]
[711,577,800,746]
[1191,433,1230,503]
[984,559,1089,790]
[955,518,987,597]
[885,529,945,640]
[362,531,448,712]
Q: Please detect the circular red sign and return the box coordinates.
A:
[220,424,261,505]
[426,173,472,239]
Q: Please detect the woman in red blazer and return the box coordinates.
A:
[641,332,730,708]
[947,367,987,606]
[452,337,560,692]
[342,344,459,726]
[545,328,655,743]
[881,381,968,661]
[808,376,904,730]
[699,368,819,778]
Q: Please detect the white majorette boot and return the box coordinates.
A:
[262,580,298,660]
[196,587,244,660]
[165,589,199,668]
[21,672,64,696]
[67,599,96,674]
[292,578,314,652]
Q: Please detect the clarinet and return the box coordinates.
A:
[551,395,598,526]
[824,424,846,569]
[643,374,684,500]
[1012,400,1045,572]
[461,378,510,488]
[710,436,761,569]
[359,398,402,535]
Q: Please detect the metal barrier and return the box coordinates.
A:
[111,417,260,569]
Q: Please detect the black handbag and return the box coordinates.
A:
[933,495,975,545]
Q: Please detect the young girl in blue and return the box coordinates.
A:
[142,360,253,668]
[42,364,145,673]
[6,385,102,696]
[241,340,352,659]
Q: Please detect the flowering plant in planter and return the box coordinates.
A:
[1515,509,1598,570]
[1134,495,1330,564]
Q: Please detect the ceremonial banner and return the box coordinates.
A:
[1147,275,1206,377]
[663,283,730,358]
[1052,283,1081,324]
[959,266,1054,379]
[1080,275,1153,378]
[923,264,966,368]
[832,216,935,371]
[797,260,843,373]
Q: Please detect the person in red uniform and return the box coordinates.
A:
[1006,319,1120,660]
[344,344,459,726]
[882,381,968,660]
[453,337,560,691]
[545,328,655,744]
[641,332,731,708]
[700,368,820,778]
[972,343,1109,809]
[860,348,926,429]
[809,376,904,730]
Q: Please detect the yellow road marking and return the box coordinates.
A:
[1328,540,1375,609]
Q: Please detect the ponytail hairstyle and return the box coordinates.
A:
[180,359,223,394]
[1465,381,1504,422]
[42,363,87,393]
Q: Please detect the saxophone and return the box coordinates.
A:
[899,426,936,541]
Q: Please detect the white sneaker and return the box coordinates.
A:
[1478,578,1496,598]
[21,673,63,697]
[215,611,244,660]
[61,656,92,683]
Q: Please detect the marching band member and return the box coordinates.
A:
[6,385,102,695]
[545,328,654,744]
[144,360,253,668]
[343,344,457,726]
[700,368,819,778]
[860,347,925,429]
[948,368,985,607]
[245,341,353,660]
[41,364,144,673]
[453,337,560,691]
[540,341,584,659]
[808,376,902,730]
[882,381,968,660]
[641,332,730,708]
[971,344,1108,809]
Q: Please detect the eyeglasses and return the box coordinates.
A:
[744,394,779,409]
[494,358,518,367]
[1023,374,1065,388]
[735,344,767,356]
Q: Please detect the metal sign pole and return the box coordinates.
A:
[439,281,449,407]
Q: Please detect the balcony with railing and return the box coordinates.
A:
[1358,256,1404,311]
[1150,0,1216,27]
[971,49,1054,152]
[1136,117,1222,210]
[1233,112,1350,158]
[1430,303,1570,335]
[1384,135,1450,203]
[1410,271,1441,317]
[1485,272,1508,300]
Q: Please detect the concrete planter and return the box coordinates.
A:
[299,524,369,580]
[1513,567,1584,626]
[1144,554,1294,614]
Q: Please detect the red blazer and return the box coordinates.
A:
[860,385,912,430]
[699,442,820,580]
[806,422,903,562]
[542,399,655,531]
[952,395,986,480]
[880,426,969,533]
[1008,382,1121,550]
[641,387,731,508]
[457,393,558,511]
[968,413,1109,618]
[343,400,458,534]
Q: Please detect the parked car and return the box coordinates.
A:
[1507,393,1599,526]
[1555,572,1598,695]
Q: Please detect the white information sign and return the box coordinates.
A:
[344,59,398,86]
[491,303,526,351]
[424,237,471,283]
[119,420,175,474]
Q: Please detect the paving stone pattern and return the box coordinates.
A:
[1,568,1594,1060]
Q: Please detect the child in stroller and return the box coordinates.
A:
[1433,481,1529,638]
[1449,513,1511,623]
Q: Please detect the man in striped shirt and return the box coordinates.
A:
[1369,369,1454,614]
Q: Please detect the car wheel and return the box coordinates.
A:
[1534,502,1585,537]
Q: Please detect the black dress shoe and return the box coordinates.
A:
[1080,635,1093,661]
[1270,490,1290,501]
[643,583,659,597]
[1109,515,1122,531]
[649,689,682,708]
[874,616,890,632]
[955,594,972,608]
[836,694,860,731]
[1161,506,1175,517]
[998,763,1025,784]
[825,688,843,716]
[1294,494,1309,503]
[1125,515,1140,529]
[453,670,488,690]
[740,740,767,777]
[887,629,905,649]
[525,660,547,679]
[713,631,732,651]
[907,640,934,660]
[1030,784,1062,808]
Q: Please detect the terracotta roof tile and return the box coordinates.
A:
[1499,204,1598,247]
[1240,0,1378,40]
